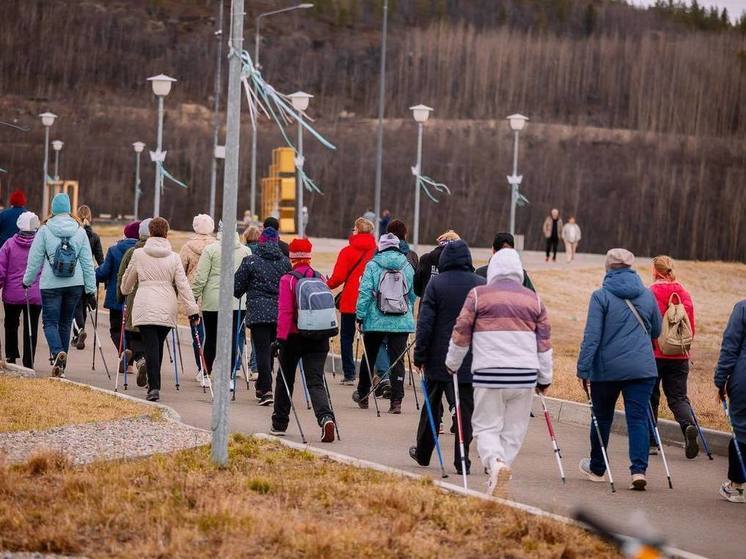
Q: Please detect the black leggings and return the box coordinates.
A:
[203,310,245,374]
[3,302,41,368]
[250,323,277,394]
[729,439,746,484]
[545,237,559,260]
[139,325,170,391]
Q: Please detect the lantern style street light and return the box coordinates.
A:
[289,91,313,237]
[39,112,58,216]
[51,140,63,180]
[506,113,528,237]
[409,104,433,250]
[147,74,177,217]
[132,141,146,220]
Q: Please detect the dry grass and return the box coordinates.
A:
[0,377,151,433]
[531,261,746,431]
[0,435,617,558]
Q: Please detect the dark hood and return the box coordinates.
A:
[603,268,646,299]
[257,242,284,261]
[438,240,473,272]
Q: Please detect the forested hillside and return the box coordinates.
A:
[0,0,744,259]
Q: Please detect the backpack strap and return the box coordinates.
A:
[624,299,649,336]
[668,292,682,306]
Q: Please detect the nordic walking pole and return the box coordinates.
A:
[174,326,186,381]
[406,347,420,411]
[116,304,129,391]
[275,354,307,444]
[322,371,341,440]
[360,337,416,401]
[330,334,337,379]
[647,402,673,489]
[357,327,381,417]
[86,311,111,380]
[170,329,180,390]
[91,286,98,370]
[421,375,448,478]
[298,359,312,410]
[23,288,37,369]
[689,403,713,461]
[722,398,746,482]
[539,393,566,484]
[191,318,213,398]
[583,383,615,492]
[451,373,468,490]
[230,308,243,401]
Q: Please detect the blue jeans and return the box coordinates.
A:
[375,339,390,374]
[340,313,357,380]
[589,377,656,476]
[41,286,84,357]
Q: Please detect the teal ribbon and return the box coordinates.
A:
[516,192,530,207]
[0,167,7,174]
[417,175,451,203]
[158,162,188,189]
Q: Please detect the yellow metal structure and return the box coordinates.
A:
[261,147,296,233]
[44,180,79,218]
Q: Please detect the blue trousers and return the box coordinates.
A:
[589,378,656,476]
[340,313,357,380]
[41,286,84,357]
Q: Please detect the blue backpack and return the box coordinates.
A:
[46,228,80,278]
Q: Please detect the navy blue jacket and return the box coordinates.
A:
[413,240,485,383]
[95,238,136,310]
[715,300,746,443]
[233,242,291,326]
[0,206,25,249]
[577,268,661,382]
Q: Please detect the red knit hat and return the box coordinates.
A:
[9,189,26,207]
[288,238,313,260]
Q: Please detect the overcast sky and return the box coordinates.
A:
[633,0,746,19]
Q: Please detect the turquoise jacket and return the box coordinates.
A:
[23,214,96,294]
[356,248,416,333]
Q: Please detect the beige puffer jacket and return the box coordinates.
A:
[180,234,216,282]
[121,237,199,328]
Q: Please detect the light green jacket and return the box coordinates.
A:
[191,232,251,312]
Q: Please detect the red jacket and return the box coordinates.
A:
[650,280,696,360]
[327,233,376,314]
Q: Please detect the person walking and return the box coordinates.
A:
[262,217,289,257]
[714,300,746,503]
[242,225,261,252]
[271,238,337,442]
[353,232,416,414]
[379,209,391,238]
[542,209,563,262]
[234,226,291,405]
[475,232,535,291]
[327,217,377,385]
[23,193,96,377]
[411,240,485,474]
[387,219,418,270]
[577,248,662,491]
[562,217,582,263]
[116,218,152,381]
[120,218,199,401]
[413,230,460,297]
[446,248,552,494]
[71,205,104,350]
[191,226,251,378]
[0,189,27,248]
[0,212,42,368]
[95,221,139,351]
[649,255,698,459]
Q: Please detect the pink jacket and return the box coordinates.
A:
[650,280,695,360]
[277,264,325,341]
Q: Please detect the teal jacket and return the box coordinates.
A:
[356,248,416,333]
[23,214,96,294]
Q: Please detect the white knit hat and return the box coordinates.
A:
[193,214,215,235]
[139,218,153,239]
[16,211,40,232]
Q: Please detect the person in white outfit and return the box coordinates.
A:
[562,217,582,262]
[446,248,553,495]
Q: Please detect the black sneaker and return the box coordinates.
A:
[388,400,402,414]
[136,358,147,387]
[146,389,159,402]
[352,390,368,409]
[321,417,335,443]
[258,392,274,406]
[119,349,133,375]
[270,425,286,436]
[375,378,391,399]
[75,330,87,350]
[684,424,700,459]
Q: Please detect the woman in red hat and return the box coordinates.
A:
[0,189,27,249]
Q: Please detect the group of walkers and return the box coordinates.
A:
[542,208,582,263]
[0,191,743,505]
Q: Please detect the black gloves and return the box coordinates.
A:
[271,340,285,357]
[536,383,551,394]
[86,293,97,311]
[189,314,201,325]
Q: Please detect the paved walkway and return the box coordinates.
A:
[17,313,737,559]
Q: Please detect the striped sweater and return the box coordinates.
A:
[445,250,552,389]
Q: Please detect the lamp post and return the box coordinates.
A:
[250,3,314,222]
[506,113,528,237]
[289,91,312,238]
[410,104,433,251]
[373,0,389,227]
[132,142,145,220]
[39,112,57,217]
[51,140,63,180]
[147,74,177,217]
[208,0,224,219]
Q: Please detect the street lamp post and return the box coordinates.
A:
[147,74,177,217]
[251,3,314,222]
[132,142,145,220]
[51,140,63,180]
[506,113,528,237]
[289,91,312,238]
[410,104,433,251]
[373,0,389,226]
[208,0,224,219]
[39,112,57,217]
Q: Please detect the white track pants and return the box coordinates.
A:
[472,387,533,469]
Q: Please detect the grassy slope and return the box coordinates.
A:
[0,436,617,558]
[0,377,150,432]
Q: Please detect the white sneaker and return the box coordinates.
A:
[486,460,512,496]
[195,370,204,383]
[720,481,745,503]
[579,458,606,482]
[630,473,647,491]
